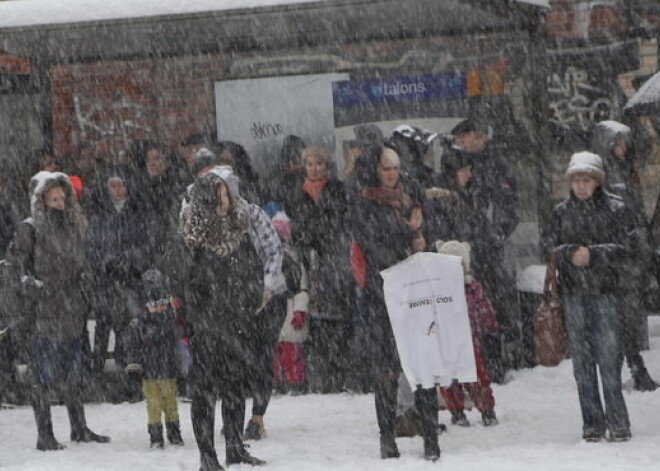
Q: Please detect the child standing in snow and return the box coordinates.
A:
[436,240,499,427]
[125,269,184,448]
[270,211,309,395]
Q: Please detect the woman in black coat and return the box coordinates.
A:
[182,171,266,470]
[351,145,439,462]
[290,145,354,393]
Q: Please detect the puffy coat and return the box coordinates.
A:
[7,172,92,341]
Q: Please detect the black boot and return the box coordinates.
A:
[67,400,111,443]
[200,451,225,471]
[226,441,266,466]
[481,409,499,426]
[32,386,65,451]
[375,376,399,459]
[415,387,440,462]
[148,423,164,448]
[166,421,184,446]
[630,355,658,392]
[450,409,470,427]
[379,433,400,459]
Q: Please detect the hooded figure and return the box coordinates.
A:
[7,171,110,451]
[590,121,658,391]
[182,171,269,469]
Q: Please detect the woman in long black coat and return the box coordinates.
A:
[289,145,354,393]
[182,171,266,470]
[351,144,439,461]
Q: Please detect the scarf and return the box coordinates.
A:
[183,196,251,257]
[361,184,415,220]
[302,177,329,204]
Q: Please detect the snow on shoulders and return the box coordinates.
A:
[598,120,631,135]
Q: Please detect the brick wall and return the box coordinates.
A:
[50,54,226,160]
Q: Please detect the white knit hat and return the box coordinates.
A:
[436,240,473,283]
[565,151,605,184]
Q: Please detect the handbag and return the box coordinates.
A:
[533,254,567,367]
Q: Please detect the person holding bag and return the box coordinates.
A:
[543,152,635,443]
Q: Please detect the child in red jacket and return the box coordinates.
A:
[436,240,499,427]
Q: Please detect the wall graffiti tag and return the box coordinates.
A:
[73,90,153,147]
[548,66,615,134]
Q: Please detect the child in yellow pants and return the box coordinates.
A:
[126,269,184,448]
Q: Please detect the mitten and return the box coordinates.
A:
[291,311,306,330]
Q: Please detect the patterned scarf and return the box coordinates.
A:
[183,194,251,257]
[361,183,415,220]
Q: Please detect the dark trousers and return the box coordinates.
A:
[251,295,287,416]
[306,317,352,393]
[562,294,630,435]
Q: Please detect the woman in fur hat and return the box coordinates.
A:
[8,171,110,450]
[182,171,270,470]
[543,151,635,443]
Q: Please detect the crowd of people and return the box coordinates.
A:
[0,115,657,469]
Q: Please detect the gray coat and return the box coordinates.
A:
[8,172,92,342]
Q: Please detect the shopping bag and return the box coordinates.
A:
[533,255,567,367]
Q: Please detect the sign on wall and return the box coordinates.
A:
[214,73,348,173]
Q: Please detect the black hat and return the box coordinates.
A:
[354,124,384,145]
[191,148,220,176]
[441,149,473,176]
[451,118,490,136]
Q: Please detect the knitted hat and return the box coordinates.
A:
[192,148,220,176]
[565,151,605,184]
[68,175,84,201]
[436,240,472,283]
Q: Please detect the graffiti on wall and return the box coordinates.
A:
[73,88,154,150]
[548,66,615,135]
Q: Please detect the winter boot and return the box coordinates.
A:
[450,409,470,427]
[608,428,632,443]
[148,423,165,449]
[33,387,65,451]
[631,358,658,392]
[379,433,400,459]
[582,428,604,443]
[166,421,184,446]
[200,451,225,471]
[243,418,265,441]
[481,409,499,426]
[416,387,440,462]
[68,400,111,443]
[226,441,266,466]
[375,376,400,459]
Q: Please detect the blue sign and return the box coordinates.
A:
[332,73,467,107]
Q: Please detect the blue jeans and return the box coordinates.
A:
[561,295,630,436]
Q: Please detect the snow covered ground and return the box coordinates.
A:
[3,318,660,471]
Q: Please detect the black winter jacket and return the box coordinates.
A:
[544,187,637,295]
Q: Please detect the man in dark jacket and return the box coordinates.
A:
[449,117,520,377]
[543,151,633,442]
[591,120,658,391]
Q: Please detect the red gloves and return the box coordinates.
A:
[291,311,306,330]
